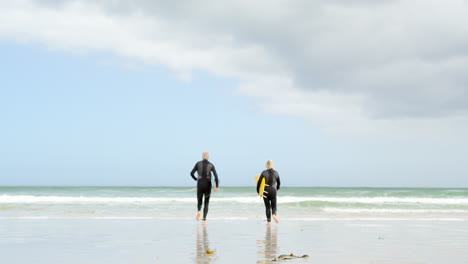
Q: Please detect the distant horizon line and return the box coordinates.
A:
[1,185,467,189]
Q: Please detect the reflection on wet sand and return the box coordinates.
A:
[195,225,216,264]
[257,225,278,263]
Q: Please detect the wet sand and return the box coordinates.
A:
[1,219,467,263]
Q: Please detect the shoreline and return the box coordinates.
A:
[0,216,467,221]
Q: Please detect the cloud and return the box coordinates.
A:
[1,0,468,136]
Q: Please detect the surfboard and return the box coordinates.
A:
[255,174,266,196]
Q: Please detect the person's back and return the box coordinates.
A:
[193,159,217,184]
[260,169,280,191]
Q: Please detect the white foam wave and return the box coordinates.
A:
[2,195,468,205]
[0,195,196,203]
[278,196,468,205]
[322,208,468,214]
[0,195,268,204]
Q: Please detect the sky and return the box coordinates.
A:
[1,0,468,187]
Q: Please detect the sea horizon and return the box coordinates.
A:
[2,185,467,189]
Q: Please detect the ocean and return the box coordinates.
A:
[1,187,468,220]
[1,187,468,263]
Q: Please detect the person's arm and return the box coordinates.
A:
[276,172,281,191]
[190,163,198,181]
[212,165,219,189]
[256,175,265,194]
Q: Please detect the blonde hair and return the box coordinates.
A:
[266,159,274,169]
[202,151,209,160]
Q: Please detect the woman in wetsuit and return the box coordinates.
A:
[257,159,281,224]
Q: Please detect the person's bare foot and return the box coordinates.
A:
[267,221,271,226]
[272,214,279,224]
[196,211,201,221]
[202,220,207,226]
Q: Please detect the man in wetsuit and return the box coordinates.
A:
[257,159,281,224]
[190,151,219,224]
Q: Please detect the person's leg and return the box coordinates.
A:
[263,196,271,222]
[271,193,279,223]
[196,185,203,221]
[202,187,212,222]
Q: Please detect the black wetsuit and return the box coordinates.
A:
[191,160,219,220]
[257,169,280,222]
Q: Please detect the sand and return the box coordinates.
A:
[1,219,467,263]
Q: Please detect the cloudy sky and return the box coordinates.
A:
[1,0,468,187]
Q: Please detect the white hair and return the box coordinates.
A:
[202,151,209,160]
[266,159,274,169]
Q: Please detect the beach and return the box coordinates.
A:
[1,187,468,263]
[1,219,468,263]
